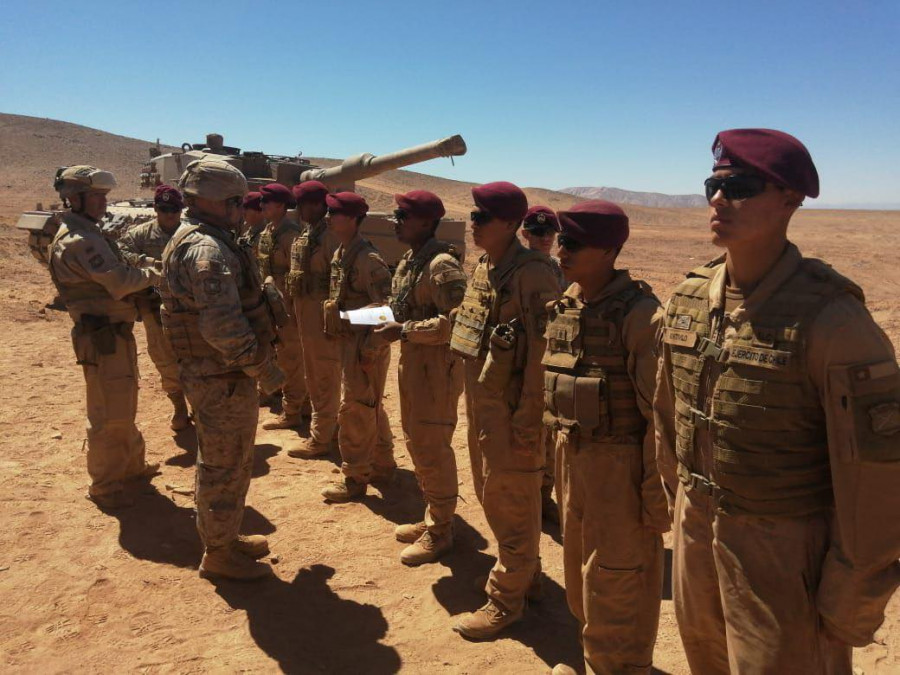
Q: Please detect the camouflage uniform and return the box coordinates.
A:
[544,272,668,674]
[258,215,308,420]
[286,218,342,447]
[324,234,395,482]
[391,238,467,536]
[541,253,568,509]
[118,219,182,395]
[162,218,273,548]
[450,239,560,615]
[49,211,155,497]
[655,243,900,673]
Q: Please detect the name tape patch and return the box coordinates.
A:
[664,328,698,348]
[728,345,791,370]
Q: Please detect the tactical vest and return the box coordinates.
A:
[542,279,654,442]
[257,219,301,280]
[286,221,330,298]
[162,222,275,362]
[328,237,371,309]
[450,247,550,360]
[390,241,460,322]
[665,258,864,517]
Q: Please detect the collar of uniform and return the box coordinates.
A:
[338,232,366,260]
[185,216,235,244]
[61,211,101,233]
[566,269,634,306]
[712,241,802,322]
[488,238,526,281]
[410,236,442,264]
[269,215,295,240]
[308,218,327,237]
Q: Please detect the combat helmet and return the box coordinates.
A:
[53,165,117,200]
[178,158,248,201]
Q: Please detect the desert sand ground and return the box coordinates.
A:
[0,115,898,673]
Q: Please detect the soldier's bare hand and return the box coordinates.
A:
[373,321,403,343]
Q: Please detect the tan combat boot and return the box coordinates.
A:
[473,571,544,602]
[168,392,191,431]
[400,530,453,566]
[551,665,579,675]
[452,600,523,640]
[321,477,366,503]
[199,546,272,581]
[232,535,269,559]
[262,413,303,430]
[394,521,427,543]
[286,438,331,459]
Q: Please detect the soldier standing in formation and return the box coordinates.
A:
[237,191,265,260]
[284,180,343,459]
[450,181,561,639]
[320,192,396,502]
[543,200,668,675]
[161,159,283,580]
[49,166,161,509]
[521,204,566,523]
[373,190,468,565]
[257,183,310,430]
[118,184,190,431]
[655,128,900,672]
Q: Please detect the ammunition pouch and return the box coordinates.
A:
[477,321,520,393]
[322,299,348,337]
[286,269,305,298]
[543,370,610,439]
[450,303,491,359]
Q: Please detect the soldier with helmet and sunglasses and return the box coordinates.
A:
[450,181,561,639]
[655,129,900,672]
[162,159,284,581]
[543,201,668,675]
[48,166,162,510]
[118,184,190,432]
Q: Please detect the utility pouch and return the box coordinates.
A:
[477,322,518,393]
[544,371,608,437]
[285,270,305,298]
[322,299,346,337]
[81,314,117,356]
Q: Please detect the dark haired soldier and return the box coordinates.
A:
[655,128,900,672]
[543,200,667,675]
[374,190,468,565]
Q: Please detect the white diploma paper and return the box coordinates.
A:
[339,305,395,326]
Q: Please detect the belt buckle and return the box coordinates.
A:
[689,472,715,497]
[689,407,712,430]
[697,337,724,361]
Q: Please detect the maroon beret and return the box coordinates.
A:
[712,128,819,198]
[292,180,329,204]
[558,200,629,249]
[242,191,262,210]
[522,205,559,232]
[259,182,296,206]
[394,190,446,220]
[326,191,369,218]
[154,184,184,209]
[472,181,528,223]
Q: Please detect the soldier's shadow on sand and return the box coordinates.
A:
[107,484,275,569]
[432,513,581,669]
[359,467,427,525]
[213,563,402,674]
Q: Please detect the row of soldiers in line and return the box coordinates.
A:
[46,126,900,675]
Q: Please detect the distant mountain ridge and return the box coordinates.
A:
[561,186,707,208]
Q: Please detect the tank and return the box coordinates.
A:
[17,133,469,269]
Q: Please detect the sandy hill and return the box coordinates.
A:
[562,186,707,208]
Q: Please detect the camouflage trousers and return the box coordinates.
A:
[295,294,341,445]
[72,321,147,496]
[673,482,852,674]
[337,332,394,482]
[138,303,181,395]
[181,372,259,548]
[398,342,464,536]
[556,431,663,674]
[464,359,543,615]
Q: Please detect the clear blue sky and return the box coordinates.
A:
[2,0,898,206]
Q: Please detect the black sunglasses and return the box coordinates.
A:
[557,235,586,252]
[469,210,493,225]
[155,205,181,214]
[226,196,244,208]
[393,208,408,222]
[525,225,554,238]
[704,174,767,202]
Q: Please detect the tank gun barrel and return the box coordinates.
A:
[299,134,467,189]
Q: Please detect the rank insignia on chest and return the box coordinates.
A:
[674,314,692,330]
